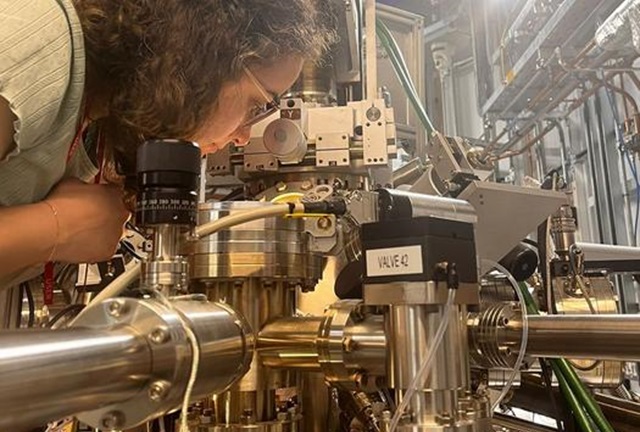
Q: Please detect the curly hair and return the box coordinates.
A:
[72,0,336,172]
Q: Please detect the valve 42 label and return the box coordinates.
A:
[365,245,423,277]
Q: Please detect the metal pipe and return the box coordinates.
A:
[257,315,387,376]
[142,224,188,295]
[387,303,471,427]
[0,298,253,431]
[0,327,151,431]
[485,51,616,159]
[493,72,621,161]
[482,40,599,154]
[392,158,426,187]
[505,314,640,361]
[576,241,640,262]
[602,78,639,114]
[493,413,557,432]
[258,317,324,370]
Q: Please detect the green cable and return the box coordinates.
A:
[376,18,420,95]
[376,19,437,135]
[517,282,539,315]
[551,361,596,432]
[376,21,435,134]
[555,358,614,432]
[377,27,433,134]
[518,283,614,432]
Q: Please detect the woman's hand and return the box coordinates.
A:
[45,178,130,263]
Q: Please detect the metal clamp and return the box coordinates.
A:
[317,300,377,389]
[73,297,253,430]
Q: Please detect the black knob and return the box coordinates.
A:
[135,139,201,226]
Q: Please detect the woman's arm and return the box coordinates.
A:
[0,97,16,161]
[0,202,57,277]
[0,178,130,279]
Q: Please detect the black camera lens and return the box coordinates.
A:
[135,139,201,226]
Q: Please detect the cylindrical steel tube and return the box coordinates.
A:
[258,317,324,370]
[0,297,253,431]
[257,315,387,376]
[551,205,576,258]
[388,304,470,425]
[142,224,189,295]
[504,314,640,361]
[75,297,253,429]
[343,314,387,376]
[576,242,640,273]
[0,327,151,431]
[172,299,254,398]
[392,158,426,187]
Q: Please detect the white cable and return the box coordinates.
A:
[483,259,530,412]
[68,203,308,429]
[388,288,456,432]
[194,203,304,239]
[73,203,306,322]
[70,263,141,324]
[153,293,200,432]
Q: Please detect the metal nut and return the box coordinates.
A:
[101,411,124,430]
[148,380,171,402]
[149,326,171,345]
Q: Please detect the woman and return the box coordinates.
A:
[0,0,334,281]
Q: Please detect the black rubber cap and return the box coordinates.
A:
[499,242,539,282]
[136,139,201,174]
[335,259,364,299]
[377,189,412,221]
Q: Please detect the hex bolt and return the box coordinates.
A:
[148,380,171,402]
[149,326,171,345]
[101,411,124,430]
[301,180,313,191]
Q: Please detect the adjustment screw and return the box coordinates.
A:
[149,326,171,344]
[107,300,126,318]
[148,380,171,402]
[301,180,313,191]
[366,107,382,122]
[317,217,332,230]
[101,411,124,430]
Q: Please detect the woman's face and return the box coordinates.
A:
[190,56,304,155]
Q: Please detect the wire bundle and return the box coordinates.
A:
[376,19,437,136]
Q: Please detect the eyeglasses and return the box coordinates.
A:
[243,66,280,127]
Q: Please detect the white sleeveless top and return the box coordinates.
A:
[0,0,97,286]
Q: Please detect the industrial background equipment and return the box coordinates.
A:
[5,1,640,432]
